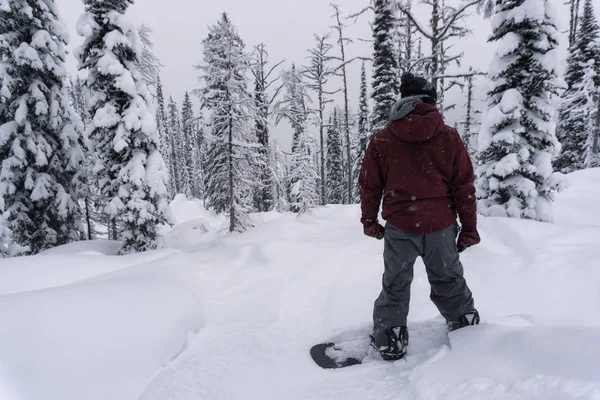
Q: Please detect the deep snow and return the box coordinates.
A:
[1,169,600,400]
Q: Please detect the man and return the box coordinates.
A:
[359,72,481,361]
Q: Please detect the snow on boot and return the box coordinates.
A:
[370,326,409,361]
[447,311,480,332]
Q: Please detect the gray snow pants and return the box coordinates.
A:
[372,222,476,345]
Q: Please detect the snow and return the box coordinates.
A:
[2,170,600,399]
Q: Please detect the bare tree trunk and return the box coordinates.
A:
[332,6,353,204]
[318,89,326,205]
[85,198,93,240]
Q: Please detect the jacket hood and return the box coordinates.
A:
[388,101,444,143]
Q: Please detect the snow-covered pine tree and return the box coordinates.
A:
[352,61,370,203]
[68,76,105,240]
[251,44,282,212]
[136,24,162,98]
[200,13,257,232]
[303,34,337,206]
[181,92,199,198]
[326,110,344,204]
[270,141,289,212]
[0,0,86,255]
[275,65,318,213]
[167,96,185,195]
[77,0,169,254]
[555,0,600,172]
[476,0,562,222]
[371,0,400,133]
[155,75,173,197]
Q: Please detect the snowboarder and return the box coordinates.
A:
[359,73,481,361]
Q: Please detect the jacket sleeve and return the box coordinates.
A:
[450,130,477,229]
[359,136,385,224]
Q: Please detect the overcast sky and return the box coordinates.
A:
[56,0,579,151]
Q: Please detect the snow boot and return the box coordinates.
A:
[370,326,409,361]
[447,311,480,332]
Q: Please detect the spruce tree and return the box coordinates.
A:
[555,0,600,172]
[353,61,370,203]
[77,0,169,254]
[155,75,173,196]
[0,0,86,255]
[371,0,400,133]
[270,142,289,212]
[167,96,184,194]
[251,44,282,212]
[476,0,562,222]
[200,13,257,232]
[326,110,344,204]
[181,92,198,198]
[136,24,162,98]
[275,65,318,213]
[69,76,104,240]
[195,108,207,204]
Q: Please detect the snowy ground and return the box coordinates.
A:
[2,170,600,400]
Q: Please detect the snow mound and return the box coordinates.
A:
[168,194,223,227]
[415,316,600,399]
[0,262,204,400]
[0,241,181,296]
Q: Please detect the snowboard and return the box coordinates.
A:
[310,337,370,369]
[310,319,451,370]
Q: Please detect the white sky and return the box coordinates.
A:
[56,0,581,151]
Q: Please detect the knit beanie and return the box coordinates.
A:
[399,72,437,103]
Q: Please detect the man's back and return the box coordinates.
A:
[359,102,476,234]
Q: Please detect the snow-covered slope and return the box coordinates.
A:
[1,170,600,400]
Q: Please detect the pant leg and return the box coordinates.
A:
[422,222,476,322]
[372,223,421,346]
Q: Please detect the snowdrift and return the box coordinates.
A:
[0,260,204,400]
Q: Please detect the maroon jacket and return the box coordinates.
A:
[359,103,477,234]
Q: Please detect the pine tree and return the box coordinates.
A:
[137,24,162,98]
[303,34,337,206]
[251,44,282,212]
[326,110,344,204]
[181,92,198,198]
[353,62,370,203]
[155,75,173,196]
[196,108,207,204]
[476,0,562,222]
[167,97,184,194]
[0,0,86,255]
[275,65,318,213]
[68,76,105,240]
[77,0,169,254]
[555,0,600,172]
[371,0,400,133]
[270,141,289,212]
[200,13,257,232]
